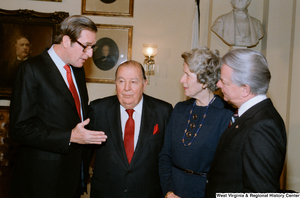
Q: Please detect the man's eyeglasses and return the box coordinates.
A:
[75,40,98,52]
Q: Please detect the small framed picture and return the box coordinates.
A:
[84,24,133,84]
[82,0,134,17]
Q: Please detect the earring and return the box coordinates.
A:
[202,84,207,89]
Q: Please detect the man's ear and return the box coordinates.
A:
[143,79,148,91]
[241,84,251,97]
[62,35,71,49]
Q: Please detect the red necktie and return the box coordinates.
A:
[64,65,82,121]
[124,109,135,163]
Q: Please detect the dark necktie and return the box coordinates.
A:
[64,65,82,121]
[124,109,135,164]
[229,110,239,127]
[233,110,239,122]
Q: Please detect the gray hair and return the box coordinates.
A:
[115,60,147,81]
[181,46,221,91]
[222,49,271,95]
[54,15,97,44]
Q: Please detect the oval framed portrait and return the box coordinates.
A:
[92,37,119,71]
[100,0,116,4]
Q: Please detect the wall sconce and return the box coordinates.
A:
[142,44,157,84]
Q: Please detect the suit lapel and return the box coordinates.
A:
[106,98,129,166]
[42,50,82,121]
[42,51,73,104]
[72,67,88,119]
[130,95,156,165]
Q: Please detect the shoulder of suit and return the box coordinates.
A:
[143,94,172,108]
[240,99,279,121]
[90,95,118,106]
[20,48,49,66]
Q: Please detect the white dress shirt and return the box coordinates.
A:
[120,97,143,150]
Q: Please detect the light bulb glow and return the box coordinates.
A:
[142,44,158,57]
[146,47,154,56]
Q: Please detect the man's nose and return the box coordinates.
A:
[216,80,222,88]
[86,49,93,57]
[124,82,131,90]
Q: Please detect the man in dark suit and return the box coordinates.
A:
[9,15,107,198]
[89,60,173,198]
[204,49,287,197]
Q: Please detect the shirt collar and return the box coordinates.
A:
[48,45,66,69]
[120,96,143,115]
[239,94,267,116]
[17,56,29,61]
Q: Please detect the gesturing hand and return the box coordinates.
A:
[70,118,107,144]
[165,192,181,198]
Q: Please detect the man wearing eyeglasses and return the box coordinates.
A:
[9,15,107,198]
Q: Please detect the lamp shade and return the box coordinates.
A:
[142,44,158,57]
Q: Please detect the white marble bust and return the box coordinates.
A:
[211,0,264,47]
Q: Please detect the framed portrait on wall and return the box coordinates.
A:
[0,9,69,98]
[82,0,134,17]
[85,24,133,84]
[31,0,62,2]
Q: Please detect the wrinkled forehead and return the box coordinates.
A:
[16,37,30,44]
[116,60,146,79]
[116,64,143,79]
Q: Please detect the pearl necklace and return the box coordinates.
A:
[182,96,216,147]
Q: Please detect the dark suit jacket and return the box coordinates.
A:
[9,48,90,198]
[205,99,287,197]
[89,94,173,198]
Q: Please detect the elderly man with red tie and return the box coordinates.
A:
[89,60,173,198]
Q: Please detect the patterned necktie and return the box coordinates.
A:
[229,110,239,127]
[124,109,135,164]
[64,65,82,121]
[233,110,239,122]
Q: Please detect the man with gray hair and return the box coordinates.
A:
[204,49,286,197]
[89,60,173,198]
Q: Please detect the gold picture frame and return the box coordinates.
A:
[0,9,68,98]
[84,24,133,84]
[82,0,134,17]
[32,0,62,2]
